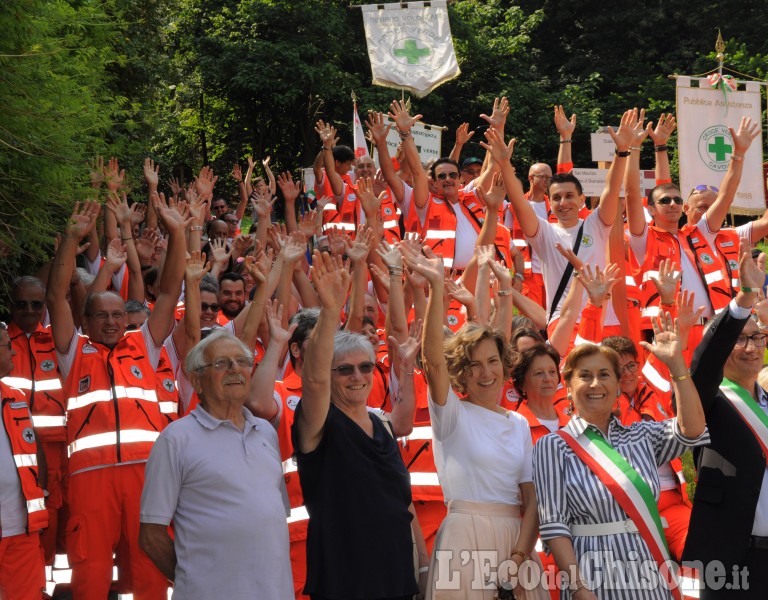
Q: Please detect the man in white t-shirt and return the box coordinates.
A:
[484,110,635,337]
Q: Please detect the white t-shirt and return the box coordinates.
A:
[526,210,613,324]
[429,387,533,505]
[628,220,719,318]
[451,201,479,270]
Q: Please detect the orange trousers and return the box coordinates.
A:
[40,440,68,565]
[413,500,448,555]
[65,463,168,600]
[0,531,46,600]
[658,488,691,563]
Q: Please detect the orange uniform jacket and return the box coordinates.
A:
[63,332,167,474]
[1,382,48,532]
[4,322,66,443]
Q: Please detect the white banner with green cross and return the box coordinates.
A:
[361,0,460,98]
[676,77,765,215]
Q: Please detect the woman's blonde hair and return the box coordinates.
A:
[443,324,514,395]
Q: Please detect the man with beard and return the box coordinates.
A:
[218,272,246,322]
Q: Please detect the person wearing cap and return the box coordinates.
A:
[460,157,483,185]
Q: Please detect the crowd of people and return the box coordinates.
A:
[2,97,768,600]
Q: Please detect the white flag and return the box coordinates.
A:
[361,0,460,98]
[352,101,369,159]
[676,77,765,215]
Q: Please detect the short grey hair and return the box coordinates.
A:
[185,329,253,373]
[333,330,375,364]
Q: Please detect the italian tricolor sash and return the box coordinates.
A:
[720,378,768,465]
[556,428,682,600]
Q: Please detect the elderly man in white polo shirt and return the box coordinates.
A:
[139,328,293,599]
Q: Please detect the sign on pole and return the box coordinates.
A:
[373,118,444,167]
[676,76,764,215]
[361,0,460,98]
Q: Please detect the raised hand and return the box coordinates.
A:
[209,238,231,267]
[298,209,320,239]
[143,158,160,189]
[135,228,160,264]
[475,244,495,269]
[372,170,388,197]
[232,234,254,257]
[675,289,705,336]
[105,191,135,227]
[265,299,298,345]
[577,263,621,307]
[277,171,301,205]
[376,240,402,269]
[739,240,766,290]
[231,163,243,183]
[554,242,584,271]
[243,252,268,285]
[281,231,308,264]
[194,166,218,197]
[262,156,271,170]
[488,258,513,291]
[185,251,211,283]
[152,192,192,234]
[104,238,128,271]
[250,189,275,220]
[398,242,444,288]
[89,156,105,189]
[639,312,685,370]
[480,96,510,131]
[315,120,338,149]
[356,176,384,217]
[455,122,475,146]
[649,258,680,305]
[310,250,351,310]
[388,99,423,133]
[731,116,761,155]
[389,318,424,369]
[167,177,183,199]
[64,200,101,240]
[130,203,147,228]
[554,105,577,139]
[649,113,676,146]
[345,225,375,264]
[365,111,393,145]
[187,189,210,226]
[626,108,651,147]
[479,128,515,165]
[445,278,475,307]
[369,263,392,293]
[607,109,636,152]
[104,157,125,193]
[477,171,506,212]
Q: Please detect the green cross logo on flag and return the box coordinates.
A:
[392,38,431,65]
[698,125,733,172]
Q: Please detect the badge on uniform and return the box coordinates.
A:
[287,395,300,411]
[10,401,28,409]
[22,427,35,444]
[347,193,357,203]
[82,344,98,354]
[130,365,143,380]
[384,207,393,216]
[162,378,175,393]
[78,376,91,394]
[581,234,593,248]
[700,253,714,265]
[447,314,459,326]
[40,360,55,372]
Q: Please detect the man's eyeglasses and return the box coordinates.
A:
[331,361,376,376]
[735,333,768,348]
[12,300,44,310]
[201,303,220,313]
[620,361,639,374]
[654,196,683,206]
[198,356,253,371]
[436,172,460,181]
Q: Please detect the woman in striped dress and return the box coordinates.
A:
[533,314,709,599]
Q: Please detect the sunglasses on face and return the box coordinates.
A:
[13,300,44,310]
[201,303,220,312]
[436,172,460,181]
[331,361,376,376]
[654,196,683,206]
[690,185,719,195]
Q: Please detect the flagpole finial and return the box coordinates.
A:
[715,29,725,62]
[351,90,357,103]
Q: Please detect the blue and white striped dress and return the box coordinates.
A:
[533,414,709,599]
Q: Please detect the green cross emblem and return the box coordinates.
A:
[708,136,733,161]
[393,39,430,64]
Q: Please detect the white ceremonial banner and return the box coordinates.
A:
[361,1,460,97]
[676,77,765,215]
[373,118,443,167]
[573,168,657,198]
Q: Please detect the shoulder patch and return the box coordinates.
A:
[22,427,35,444]
[40,360,55,372]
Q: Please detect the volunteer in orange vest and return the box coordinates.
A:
[625,116,760,349]
[491,109,635,341]
[0,320,49,599]
[313,124,402,244]
[47,197,188,600]
[392,98,513,272]
[3,276,67,567]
